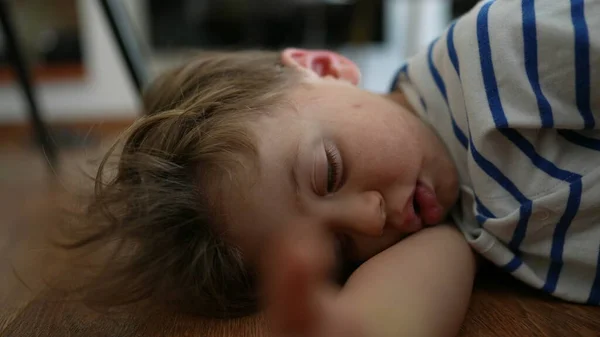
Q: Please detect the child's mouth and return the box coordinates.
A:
[414,181,443,225]
[413,196,421,217]
[397,182,441,233]
[396,191,422,233]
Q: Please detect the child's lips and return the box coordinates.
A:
[391,181,443,233]
[414,181,443,225]
[390,189,422,233]
[403,197,423,232]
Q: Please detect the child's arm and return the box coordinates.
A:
[264,225,476,337]
[339,225,476,337]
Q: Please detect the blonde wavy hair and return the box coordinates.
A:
[62,51,302,318]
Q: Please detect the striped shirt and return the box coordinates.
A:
[392,0,600,304]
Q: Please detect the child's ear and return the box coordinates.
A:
[281,48,361,85]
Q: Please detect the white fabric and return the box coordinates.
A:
[393,0,600,304]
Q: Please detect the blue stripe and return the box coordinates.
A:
[476,3,535,252]
[475,196,495,225]
[478,1,584,294]
[444,21,469,149]
[469,138,533,250]
[543,180,583,293]
[452,122,469,149]
[447,9,502,228]
[521,0,589,296]
[559,130,600,151]
[477,2,509,128]
[475,215,488,225]
[419,97,428,112]
[427,39,469,149]
[509,200,534,251]
[447,23,460,76]
[499,129,580,182]
[389,64,407,93]
[477,3,581,182]
[571,0,594,129]
[389,69,401,93]
[428,39,448,102]
[475,196,495,218]
[587,245,600,305]
[522,0,554,128]
[517,0,581,181]
[502,255,523,273]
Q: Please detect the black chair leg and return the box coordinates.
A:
[0,0,58,169]
[98,0,147,97]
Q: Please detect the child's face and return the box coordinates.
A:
[227,50,459,264]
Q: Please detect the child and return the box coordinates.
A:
[67,0,599,336]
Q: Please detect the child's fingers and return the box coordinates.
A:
[261,225,337,336]
[269,254,318,334]
[269,275,365,337]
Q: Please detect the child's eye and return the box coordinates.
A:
[325,143,343,194]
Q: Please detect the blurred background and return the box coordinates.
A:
[0,0,479,127]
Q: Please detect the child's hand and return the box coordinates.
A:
[261,226,364,337]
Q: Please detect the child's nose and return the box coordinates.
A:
[325,191,386,237]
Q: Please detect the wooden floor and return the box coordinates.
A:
[1,139,599,337]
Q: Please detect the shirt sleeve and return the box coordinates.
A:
[391,0,600,130]
[391,0,600,305]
